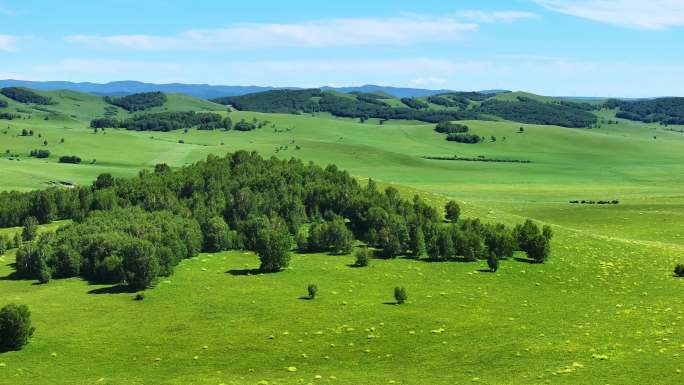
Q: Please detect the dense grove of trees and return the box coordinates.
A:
[3,152,552,289]
[0,87,53,105]
[234,119,256,131]
[213,89,323,114]
[446,133,483,144]
[105,92,167,112]
[478,97,597,128]
[0,99,8,108]
[90,111,231,132]
[354,93,389,106]
[435,121,469,134]
[400,98,429,109]
[215,89,478,123]
[0,112,18,120]
[605,97,684,125]
[16,208,202,289]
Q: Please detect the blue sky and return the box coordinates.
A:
[0,0,683,96]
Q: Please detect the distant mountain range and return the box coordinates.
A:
[0,80,471,99]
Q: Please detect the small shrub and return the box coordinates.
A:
[675,263,684,277]
[134,292,145,301]
[487,253,499,272]
[354,247,371,267]
[445,201,461,222]
[394,287,407,305]
[307,283,318,299]
[0,303,35,352]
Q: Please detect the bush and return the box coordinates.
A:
[487,253,499,272]
[134,292,145,301]
[29,149,50,158]
[354,247,371,267]
[394,287,407,305]
[675,263,684,277]
[446,133,482,144]
[435,121,469,134]
[307,283,318,299]
[59,155,82,164]
[234,120,257,131]
[0,303,35,352]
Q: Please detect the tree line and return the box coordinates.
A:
[3,151,552,290]
[104,92,167,112]
[91,111,232,132]
[0,87,54,105]
[478,97,597,128]
[604,97,684,125]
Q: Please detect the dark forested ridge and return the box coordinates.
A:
[0,87,53,105]
[606,97,684,125]
[2,152,551,290]
[212,89,600,127]
[105,92,167,112]
[478,97,598,128]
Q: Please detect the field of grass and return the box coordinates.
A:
[1,90,683,384]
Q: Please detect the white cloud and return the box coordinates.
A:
[65,16,479,51]
[535,0,684,29]
[0,34,17,51]
[457,10,538,23]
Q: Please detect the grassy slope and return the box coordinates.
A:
[1,90,684,384]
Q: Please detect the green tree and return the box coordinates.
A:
[445,201,461,222]
[487,253,499,272]
[256,221,292,273]
[673,263,684,277]
[307,283,318,299]
[354,247,372,267]
[204,216,230,252]
[21,216,39,242]
[324,218,354,254]
[0,303,35,352]
[122,239,159,291]
[394,287,407,305]
[409,225,426,257]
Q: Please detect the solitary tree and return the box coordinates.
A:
[394,287,407,305]
[445,201,461,223]
[256,222,292,273]
[487,253,499,272]
[307,283,318,299]
[0,303,35,352]
[354,247,372,267]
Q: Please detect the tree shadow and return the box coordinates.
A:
[477,269,495,273]
[382,302,399,306]
[346,263,366,268]
[298,296,314,301]
[227,268,264,276]
[87,284,136,295]
[514,257,538,264]
[0,270,23,281]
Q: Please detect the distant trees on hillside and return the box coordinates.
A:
[59,155,81,164]
[477,97,597,128]
[29,149,50,158]
[435,121,469,134]
[0,100,8,108]
[446,133,482,144]
[0,87,53,105]
[105,92,167,112]
[400,98,429,109]
[605,97,684,125]
[90,111,231,132]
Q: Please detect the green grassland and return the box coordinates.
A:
[1,89,683,384]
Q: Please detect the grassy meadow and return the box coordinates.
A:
[1,90,683,384]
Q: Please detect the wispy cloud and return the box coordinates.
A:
[0,34,18,51]
[535,0,684,29]
[457,10,538,23]
[0,6,16,16]
[65,15,480,51]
